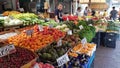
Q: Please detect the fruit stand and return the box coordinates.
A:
[1,11,119,68]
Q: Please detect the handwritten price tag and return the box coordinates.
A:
[79,25,84,30]
[0,44,16,57]
[81,38,87,46]
[49,24,53,28]
[67,30,72,35]
[26,30,33,36]
[57,53,70,66]
[38,25,43,31]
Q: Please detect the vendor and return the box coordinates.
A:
[76,7,83,17]
[54,4,63,22]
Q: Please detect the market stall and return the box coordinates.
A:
[0,10,119,68]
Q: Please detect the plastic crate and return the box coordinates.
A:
[104,32,117,48]
[92,32,101,48]
[104,37,116,48]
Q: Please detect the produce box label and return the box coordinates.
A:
[0,44,16,57]
[57,53,70,66]
[67,30,72,35]
[89,24,93,26]
[26,30,34,36]
[81,38,87,46]
[38,25,43,31]
[79,25,84,30]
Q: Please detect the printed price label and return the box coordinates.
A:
[81,38,87,46]
[49,24,53,28]
[38,25,43,31]
[79,25,84,30]
[26,30,33,36]
[0,44,16,57]
[89,24,93,26]
[57,53,70,66]
[57,39,62,47]
[67,30,72,35]
[33,63,40,68]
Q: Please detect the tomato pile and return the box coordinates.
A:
[8,25,65,51]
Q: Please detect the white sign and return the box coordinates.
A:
[57,53,70,66]
[81,38,87,46]
[33,63,40,68]
[57,39,62,47]
[67,30,72,35]
[26,30,33,36]
[38,25,43,31]
[49,24,53,28]
[89,24,93,26]
[0,44,16,57]
[79,25,84,30]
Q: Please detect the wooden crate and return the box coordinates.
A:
[4,25,22,31]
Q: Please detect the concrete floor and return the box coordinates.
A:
[94,41,120,68]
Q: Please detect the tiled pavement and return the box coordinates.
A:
[94,41,120,68]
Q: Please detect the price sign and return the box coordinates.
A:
[79,25,84,30]
[26,30,33,36]
[38,25,43,31]
[67,30,72,35]
[49,24,53,28]
[89,24,93,26]
[81,38,87,46]
[0,44,16,57]
[57,53,70,66]
[57,39,62,47]
[33,63,40,68]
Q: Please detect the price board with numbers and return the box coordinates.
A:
[57,53,70,66]
[0,44,16,57]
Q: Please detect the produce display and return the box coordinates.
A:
[0,11,99,68]
[2,11,21,16]
[62,15,78,21]
[64,20,96,42]
[34,62,54,68]
[55,24,70,32]
[11,13,39,26]
[8,25,65,51]
[68,54,90,67]
[62,34,81,46]
[0,46,36,68]
[38,19,58,27]
[4,16,23,26]
[69,43,96,57]
[36,41,72,66]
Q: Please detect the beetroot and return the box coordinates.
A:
[0,46,36,68]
